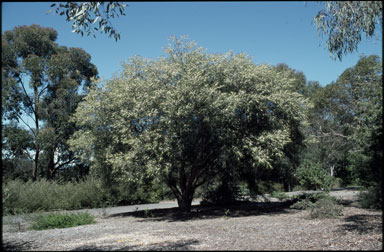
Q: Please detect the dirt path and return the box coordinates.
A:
[2,187,361,224]
[2,189,382,251]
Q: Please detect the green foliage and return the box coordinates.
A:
[2,24,98,181]
[108,178,165,206]
[69,36,310,212]
[270,191,289,200]
[49,2,127,41]
[290,192,343,219]
[2,180,11,214]
[290,198,314,210]
[290,192,329,210]
[314,1,383,60]
[309,197,343,219]
[295,161,334,191]
[301,55,382,190]
[2,122,34,158]
[142,209,154,218]
[2,122,34,181]
[2,177,164,215]
[200,180,241,206]
[3,178,106,215]
[30,212,96,230]
[358,184,382,209]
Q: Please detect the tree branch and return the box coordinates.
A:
[38,84,48,99]
[19,77,36,115]
[23,149,34,161]
[16,114,36,137]
[19,106,37,124]
[54,156,77,171]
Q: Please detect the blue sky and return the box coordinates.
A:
[2,1,382,87]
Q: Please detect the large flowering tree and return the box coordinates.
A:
[69,37,310,212]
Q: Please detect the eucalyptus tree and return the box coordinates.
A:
[304,55,382,186]
[314,1,382,61]
[271,63,309,191]
[69,37,310,212]
[1,24,98,180]
[334,55,382,186]
[2,121,34,180]
[39,46,98,179]
[49,2,127,41]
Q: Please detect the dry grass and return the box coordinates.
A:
[3,193,382,251]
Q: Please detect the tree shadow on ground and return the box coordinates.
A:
[70,238,200,251]
[106,200,296,222]
[2,240,37,251]
[337,214,382,235]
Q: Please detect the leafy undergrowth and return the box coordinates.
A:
[289,192,344,219]
[30,212,96,230]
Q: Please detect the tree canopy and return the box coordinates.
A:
[314,1,382,61]
[301,54,382,188]
[69,37,310,212]
[2,24,98,180]
[49,2,127,41]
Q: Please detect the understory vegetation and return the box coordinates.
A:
[2,23,382,214]
[290,192,344,219]
[2,177,167,215]
[30,212,96,230]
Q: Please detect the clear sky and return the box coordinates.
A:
[2,1,382,87]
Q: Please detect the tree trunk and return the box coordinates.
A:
[46,148,55,180]
[32,85,40,181]
[167,177,195,213]
[330,165,335,176]
[176,191,194,213]
[33,150,39,181]
[283,180,291,192]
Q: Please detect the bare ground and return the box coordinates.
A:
[2,191,383,251]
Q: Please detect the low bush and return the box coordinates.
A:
[2,176,166,215]
[290,198,314,210]
[30,212,96,230]
[111,178,165,206]
[289,192,343,219]
[200,180,241,206]
[295,161,334,192]
[3,177,110,215]
[290,192,342,211]
[270,191,289,200]
[309,197,343,219]
[358,184,382,209]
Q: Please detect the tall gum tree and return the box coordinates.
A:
[313,1,382,61]
[2,24,98,180]
[69,37,310,212]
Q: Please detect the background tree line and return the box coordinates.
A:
[2,2,382,212]
[2,25,382,212]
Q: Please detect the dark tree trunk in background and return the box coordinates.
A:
[46,148,55,180]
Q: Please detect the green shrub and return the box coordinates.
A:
[358,184,382,209]
[292,185,305,191]
[290,192,336,210]
[31,212,96,230]
[270,191,289,200]
[296,161,334,191]
[309,197,343,219]
[290,198,315,210]
[271,183,284,193]
[106,177,165,206]
[200,180,240,205]
[290,192,343,219]
[2,180,11,214]
[3,177,109,215]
